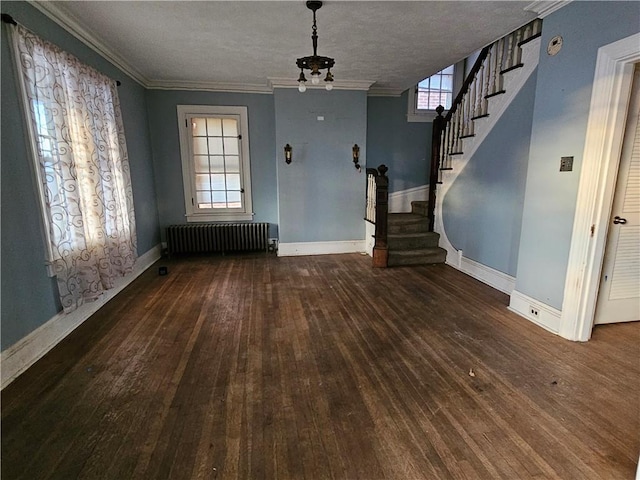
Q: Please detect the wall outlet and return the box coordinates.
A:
[530,306,539,317]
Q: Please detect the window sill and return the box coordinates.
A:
[186,212,255,222]
[407,110,448,123]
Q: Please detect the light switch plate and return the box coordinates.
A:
[560,156,573,172]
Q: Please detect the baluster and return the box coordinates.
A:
[441,123,448,170]
[460,93,467,137]
[476,73,482,117]
[448,113,455,156]
[534,19,542,37]
[442,116,455,158]
[445,118,452,159]
[468,85,475,132]
[441,124,448,168]
[481,59,490,115]
[506,32,514,70]
[476,64,485,116]
[522,23,532,43]
[450,114,456,154]
[514,28,523,65]
[467,75,475,118]
[440,123,447,169]
[496,37,505,88]
[456,108,463,152]
[367,174,375,223]
[459,98,469,140]
[448,112,456,154]
[449,112,456,155]
[487,44,496,96]
[451,111,458,154]
[465,89,472,136]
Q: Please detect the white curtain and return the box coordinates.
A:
[11,24,137,313]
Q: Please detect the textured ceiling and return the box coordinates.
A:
[41,1,541,93]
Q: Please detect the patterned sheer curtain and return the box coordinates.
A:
[10,24,137,313]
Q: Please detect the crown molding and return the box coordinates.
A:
[146,80,274,95]
[28,0,148,86]
[268,77,375,92]
[24,1,397,96]
[525,1,572,18]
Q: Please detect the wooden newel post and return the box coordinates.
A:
[372,164,389,268]
[428,105,446,232]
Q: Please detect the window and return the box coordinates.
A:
[417,65,454,110]
[407,63,460,122]
[177,105,253,222]
[10,23,137,312]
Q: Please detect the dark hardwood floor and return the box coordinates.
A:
[2,253,639,479]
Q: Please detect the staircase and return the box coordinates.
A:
[387,201,446,266]
[431,19,542,268]
[366,19,542,270]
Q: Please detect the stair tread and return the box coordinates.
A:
[388,213,425,222]
[388,246,447,266]
[389,247,446,256]
[388,232,439,239]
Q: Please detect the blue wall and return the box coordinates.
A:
[1,2,160,350]
[443,71,537,276]
[367,91,432,193]
[515,1,640,309]
[275,89,367,243]
[145,90,278,237]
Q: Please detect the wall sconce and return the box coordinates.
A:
[352,144,361,171]
[284,144,292,164]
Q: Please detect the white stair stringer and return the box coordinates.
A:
[435,38,541,270]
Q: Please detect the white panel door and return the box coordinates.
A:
[595,65,640,325]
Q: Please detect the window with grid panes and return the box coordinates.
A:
[407,63,460,122]
[416,65,454,110]
[177,105,253,222]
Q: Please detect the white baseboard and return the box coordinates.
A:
[1,244,162,390]
[509,289,562,334]
[278,240,366,257]
[459,256,516,295]
[388,185,428,213]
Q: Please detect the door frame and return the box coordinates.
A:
[560,33,640,342]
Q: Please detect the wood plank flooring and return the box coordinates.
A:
[2,253,639,479]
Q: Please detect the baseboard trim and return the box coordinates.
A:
[278,240,366,257]
[388,185,429,213]
[458,256,516,295]
[509,289,562,334]
[1,244,162,390]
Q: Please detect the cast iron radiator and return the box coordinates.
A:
[166,223,269,255]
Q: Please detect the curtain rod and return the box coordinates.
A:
[1,12,121,86]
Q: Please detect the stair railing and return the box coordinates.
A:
[365,164,389,267]
[427,18,542,229]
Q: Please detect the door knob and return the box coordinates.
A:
[613,216,627,225]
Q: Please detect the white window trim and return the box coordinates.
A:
[407,61,464,123]
[406,93,444,122]
[177,105,254,222]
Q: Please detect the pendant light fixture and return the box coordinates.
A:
[296,1,335,92]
